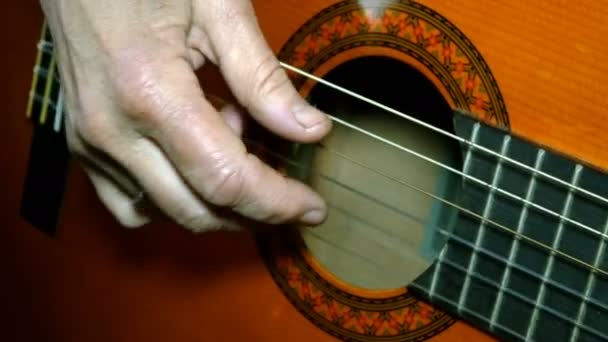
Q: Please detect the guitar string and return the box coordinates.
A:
[243,137,608,280]
[32,41,607,241]
[31,57,607,246]
[308,202,608,325]
[280,62,608,208]
[300,193,608,336]
[34,36,608,212]
[248,139,608,331]
[279,63,608,243]
[33,32,607,338]
[32,43,608,271]
[325,114,608,242]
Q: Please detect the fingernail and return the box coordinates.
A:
[293,105,327,129]
[299,208,326,226]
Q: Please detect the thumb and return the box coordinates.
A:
[194,0,332,143]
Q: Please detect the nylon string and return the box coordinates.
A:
[243,138,608,281]
[280,62,608,208]
[279,63,608,245]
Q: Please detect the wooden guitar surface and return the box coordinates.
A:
[2,1,607,341]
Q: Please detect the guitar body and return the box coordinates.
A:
[3,1,608,341]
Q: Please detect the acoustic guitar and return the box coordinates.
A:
[4,1,608,341]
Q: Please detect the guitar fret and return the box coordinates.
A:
[437,222,608,314]
[410,280,528,340]
[428,246,447,299]
[33,65,51,78]
[570,215,608,342]
[457,131,510,313]
[428,122,481,300]
[53,87,64,132]
[36,39,54,54]
[28,92,59,111]
[413,252,608,341]
[490,148,546,329]
[526,164,583,341]
[413,114,608,341]
[442,222,608,318]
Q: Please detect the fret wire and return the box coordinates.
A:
[32,65,51,80]
[457,132,509,313]
[53,87,64,132]
[414,252,608,341]
[450,123,479,305]
[444,251,607,340]
[428,246,447,301]
[280,62,608,209]
[571,215,608,342]
[430,124,481,303]
[409,281,529,341]
[435,226,608,315]
[526,165,583,341]
[490,147,545,329]
[36,37,54,55]
[28,92,59,115]
[327,114,608,244]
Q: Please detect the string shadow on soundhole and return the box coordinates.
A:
[274,56,465,290]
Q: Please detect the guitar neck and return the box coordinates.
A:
[410,113,608,342]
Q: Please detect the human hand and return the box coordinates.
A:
[40,0,332,232]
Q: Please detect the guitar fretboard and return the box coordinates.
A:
[411,113,608,342]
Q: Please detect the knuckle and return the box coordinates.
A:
[204,155,246,207]
[73,107,114,148]
[178,211,216,233]
[111,55,177,123]
[252,54,290,99]
[112,57,200,131]
[114,62,165,123]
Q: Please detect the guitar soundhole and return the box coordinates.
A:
[287,56,463,290]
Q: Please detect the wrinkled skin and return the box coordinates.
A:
[40,0,332,232]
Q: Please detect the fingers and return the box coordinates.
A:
[193,0,332,143]
[83,164,151,228]
[83,133,248,233]
[124,59,327,225]
[73,97,251,233]
[48,0,330,233]
[208,94,246,136]
[113,137,239,233]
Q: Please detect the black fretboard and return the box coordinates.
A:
[410,113,608,342]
